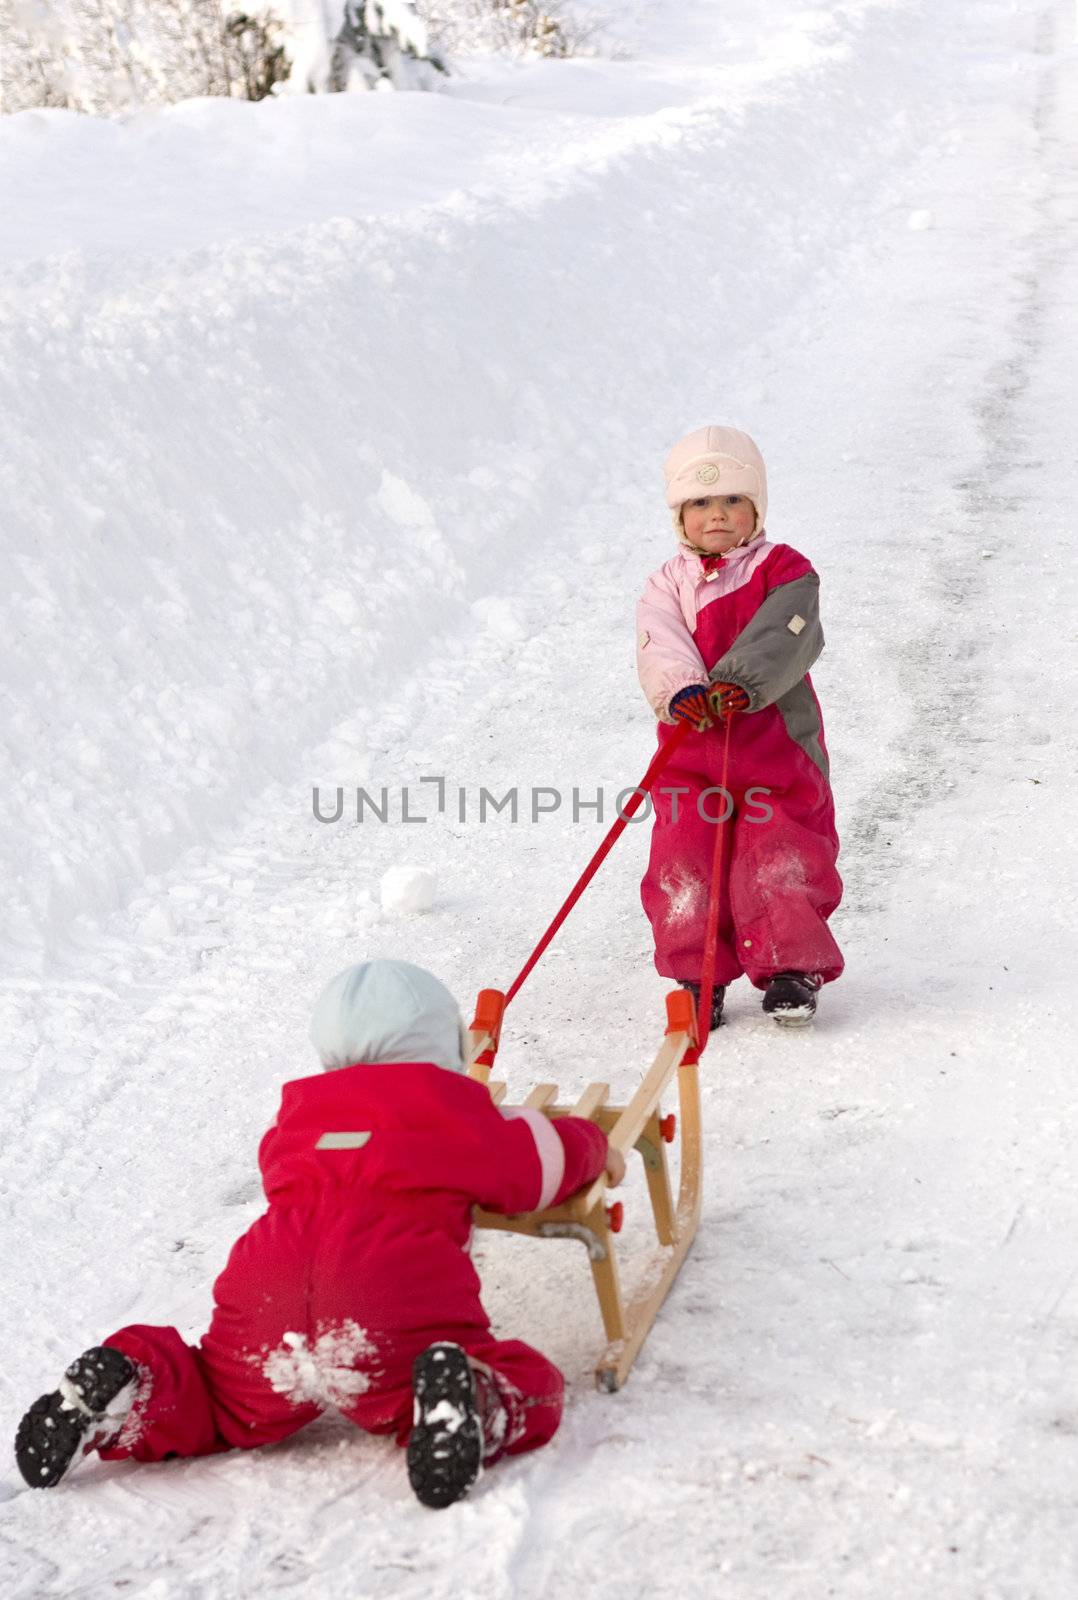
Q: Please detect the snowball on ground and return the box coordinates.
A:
[379,865,436,914]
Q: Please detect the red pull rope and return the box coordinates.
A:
[505,718,693,1005]
[695,710,735,1053]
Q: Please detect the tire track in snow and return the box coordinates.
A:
[832,3,1064,932]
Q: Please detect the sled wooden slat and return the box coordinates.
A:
[546,1103,619,1130]
[524,1083,559,1111]
[636,1110,676,1248]
[466,987,702,1391]
[571,1082,610,1120]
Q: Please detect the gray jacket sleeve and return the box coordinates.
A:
[707,573,823,712]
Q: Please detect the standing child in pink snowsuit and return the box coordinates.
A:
[14,960,617,1509]
[637,426,843,1026]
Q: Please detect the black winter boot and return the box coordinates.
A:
[762,971,822,1027]
[15,1346,138,1489]
[679,980,725,1031]
[407,1343,485,1509]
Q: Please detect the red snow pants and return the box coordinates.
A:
[100,1321,562,1466]
[641,708,844,988]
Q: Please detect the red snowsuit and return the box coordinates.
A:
[101,1061,608,1465]
[637,539,843,988]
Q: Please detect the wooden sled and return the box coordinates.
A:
[466,987,702,1392]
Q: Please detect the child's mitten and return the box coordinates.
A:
[708,681,750,719]
[668,685,713,730]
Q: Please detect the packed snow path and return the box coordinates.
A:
[2,1,1077,1595]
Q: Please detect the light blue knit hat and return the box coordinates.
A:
[309,959,465,1074]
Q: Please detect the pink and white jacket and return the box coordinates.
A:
[637,538,784,721]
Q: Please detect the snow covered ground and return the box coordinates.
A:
[2,0,1078,1593]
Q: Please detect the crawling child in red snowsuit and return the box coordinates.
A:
[14,960,612,1509]
[637,426,843,1027]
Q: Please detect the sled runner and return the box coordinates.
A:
[466,986,702,1392]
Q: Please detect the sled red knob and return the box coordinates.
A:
[470,988,506,1047]
[666,989,696,1036]
[606,1202,624,1234]
[660,1113,676,1144]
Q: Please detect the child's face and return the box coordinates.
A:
[680,494,757,553]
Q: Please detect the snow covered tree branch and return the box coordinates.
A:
[0,0,445,112]
[417,0,596,61]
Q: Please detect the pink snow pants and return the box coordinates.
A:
[100,1322,562,1466]
[641,712,844,988]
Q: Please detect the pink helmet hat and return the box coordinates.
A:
[663,425,768,538]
